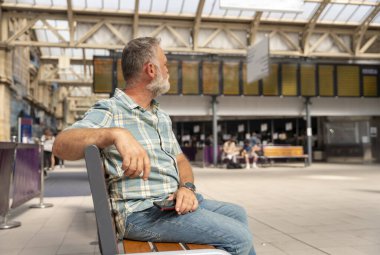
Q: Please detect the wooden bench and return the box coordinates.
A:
[261,145,309,167]
[84,145,228,255]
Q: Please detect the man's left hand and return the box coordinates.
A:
[172,188,198,215]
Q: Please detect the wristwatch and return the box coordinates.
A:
[180,182,196,192]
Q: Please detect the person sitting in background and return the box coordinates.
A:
[222,137,240,164]
[240,139,259,169]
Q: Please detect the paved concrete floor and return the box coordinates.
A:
[0,161,379,255]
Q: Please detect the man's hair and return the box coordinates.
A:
[121,37,160,86]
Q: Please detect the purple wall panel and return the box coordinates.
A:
[12,145,40,208]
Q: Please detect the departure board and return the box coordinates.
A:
[223,62,240,95]
[300,64,316,96]
[262,64,278,96]
[282,64,297,96]
[93,57,113,93]
[363,76,377,97]
[337,66,360,97]
[167,60,179,94]
[202,61,220,95]
[182,61,199,94]
[318,65,334,96]
[242,63,259,95]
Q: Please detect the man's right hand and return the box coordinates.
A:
[112,128,151,180]
[54,127,151,180]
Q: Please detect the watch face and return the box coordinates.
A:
[184,182,196,191]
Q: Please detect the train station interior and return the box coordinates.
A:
[0,0,379,254]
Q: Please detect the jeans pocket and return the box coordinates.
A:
[124,223,161,242]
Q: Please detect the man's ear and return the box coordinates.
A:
[145,62,156,79]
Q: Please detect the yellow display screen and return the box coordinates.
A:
[202,61,220,95]
[262,64,278,96]
[301,64,316,96]
[182,61,199,94]
[318,65,334,96]
[223,62,240,95]
[242,63,259,95]
[363,76,377,97]
[93,58,113,93]
[167,60,179,94]
[282,64,297,96]
[337,66,360,97]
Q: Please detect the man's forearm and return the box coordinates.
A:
[176,153,194,185]
[53,128,118,160]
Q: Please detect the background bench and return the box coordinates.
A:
[84,145,229,255]
[261,145,308,166]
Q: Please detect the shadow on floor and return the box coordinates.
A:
[44,170,91,197]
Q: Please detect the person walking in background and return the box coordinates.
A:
[41,128,55,171]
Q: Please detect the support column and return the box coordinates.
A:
[211,96,218,165]
[0,12,12,141]
[305,97,312,166]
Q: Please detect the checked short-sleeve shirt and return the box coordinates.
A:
[69,88,182,237]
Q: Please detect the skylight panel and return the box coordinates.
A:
[372,11,380,24]
[86,0,102,9]
[73,0,86,9]
[181,0,199,15]
[103,0,119,10]
[151,0,168,13]
[120,0,134,11]
[293,2,318,21]
[52,0,66,7]
[239,10,256,18]
[167,0,183,14]
[36,0,52,6]
[139,0,152,13]
[319,4,345,22]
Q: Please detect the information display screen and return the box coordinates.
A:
[182,61,199,95]
[93,57,113,93]
[202,61,220,95]
[318,65,334,96]
[242,63,259,95]
[337,66,360,97]
[223,62,240,95]
[300,64,316,96]
[282,64,297,96]
[167,60,179,94]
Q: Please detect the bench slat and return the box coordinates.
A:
[154,242,185,251]
[123,240,152,253]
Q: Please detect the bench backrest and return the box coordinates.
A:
[263,146,304,157]
[84,145,119,255]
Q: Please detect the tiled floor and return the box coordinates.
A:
[1,161,380,255]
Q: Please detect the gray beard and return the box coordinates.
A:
[147,75,170,97]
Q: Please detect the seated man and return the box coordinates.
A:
[240,139,259,169]
[222,137,240,164]
[53,37,255,255]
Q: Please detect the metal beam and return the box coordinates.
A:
[133,0,139,39]
[39,79,92,86]
[302,0,331,55]
[353,3,380,55]
[249,11,262,46]
[75,20,105,46]
[6,16,40,43]
[67,0,74,46]
[193,0,205,50]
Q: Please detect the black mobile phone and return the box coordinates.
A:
[153,199,176,211]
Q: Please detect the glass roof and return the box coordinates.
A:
[3,0,379,59]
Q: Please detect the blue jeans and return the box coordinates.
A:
[124,194,256,255]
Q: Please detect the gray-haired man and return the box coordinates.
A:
[53,37,256,255]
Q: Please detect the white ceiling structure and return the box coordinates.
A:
[1,0,380,87]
